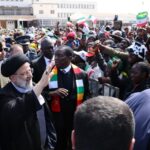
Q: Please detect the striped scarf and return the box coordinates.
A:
[49,64,84,112]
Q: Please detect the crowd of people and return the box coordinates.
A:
[0,19,150,150]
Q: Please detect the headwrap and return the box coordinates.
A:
[127,42,147,60]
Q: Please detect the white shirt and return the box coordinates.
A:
[60,64,72,73]
[44,56,51,67]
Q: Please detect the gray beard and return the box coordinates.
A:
[12,80,33,93]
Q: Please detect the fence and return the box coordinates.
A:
[101,83,120,98]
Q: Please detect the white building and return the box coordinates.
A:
[32,0,97,27]
[32,0,58,27]
[0,0,35,29]
[0,0,32,7]
[0,0,102,28]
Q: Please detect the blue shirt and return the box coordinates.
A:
[125,89,150,150]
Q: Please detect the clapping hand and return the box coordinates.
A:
[49,88,69,99]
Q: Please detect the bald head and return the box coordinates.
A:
[9,44,24,56]
[40,37,54,59]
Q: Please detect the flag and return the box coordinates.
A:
[77,17,86,24]
[88,15,97,24]
[136,11,149,27]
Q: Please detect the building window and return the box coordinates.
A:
[39,10,43,14]
[50,10,55,14]
[4,9,13,15]
[63,4,65,8]
[66,4,68,8]
[78,4,80,9]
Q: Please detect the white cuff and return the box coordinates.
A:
[38,95,45,105]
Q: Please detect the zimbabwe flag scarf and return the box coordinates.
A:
[49,64,84,112]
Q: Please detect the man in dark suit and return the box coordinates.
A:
[32,37,54,102]
[32,37,54,83]
[49,45,90,150]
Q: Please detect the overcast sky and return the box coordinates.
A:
[96,0,150,15]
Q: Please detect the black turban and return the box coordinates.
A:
[1,54,30,77]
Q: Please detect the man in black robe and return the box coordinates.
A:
[0,54,56,150]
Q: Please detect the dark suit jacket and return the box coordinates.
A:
[48,66,90,150]
[32,54,52,101]
[49,65,90,113]
[32,55,46,83]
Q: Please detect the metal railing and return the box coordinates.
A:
[102,83,120,98]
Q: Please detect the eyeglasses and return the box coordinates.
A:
[14,68,34,77]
